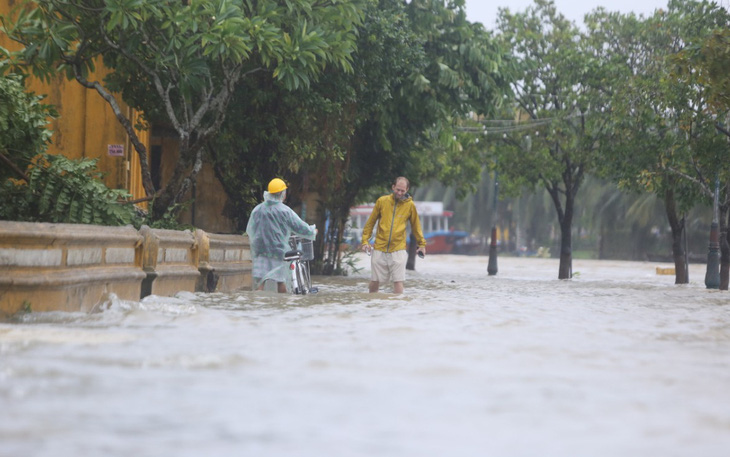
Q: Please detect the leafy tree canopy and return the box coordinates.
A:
[0,73,54,182]
[1,0,364,219]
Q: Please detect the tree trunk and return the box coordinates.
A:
[720,201,729,290]
[152,179,181,220]
[598,227,605,260]
[548,180,575,280]
[312,204,330,275]
[0,150,30,182]
[75,74,156,197]
[150,141,201,220]
[333,213,347,274]
[721,237,729,290]
[314,177,361,276]
[664,187,688,284]
[558,204,573,280]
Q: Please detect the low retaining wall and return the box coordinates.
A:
[139,226,200,298]
[195,231,252,293]
[0,221,253,318]
[0,221,145,317]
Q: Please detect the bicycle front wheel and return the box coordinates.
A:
[300,261,312,291]
[289,261,301,294]
[295,261,307,295]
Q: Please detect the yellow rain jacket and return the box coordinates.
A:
[361,194,426,253]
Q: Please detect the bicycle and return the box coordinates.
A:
[284,236,318,295]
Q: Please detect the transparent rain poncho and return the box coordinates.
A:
[246,191,317,290]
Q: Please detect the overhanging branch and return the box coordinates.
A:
[0,149,30,182]
[715,122,730,138]
[664,166,713,198]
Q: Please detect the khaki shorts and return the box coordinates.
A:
[371,249,408,283]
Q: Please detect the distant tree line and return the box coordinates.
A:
[450,0,729,285]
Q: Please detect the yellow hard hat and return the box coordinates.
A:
[267,178,287,194]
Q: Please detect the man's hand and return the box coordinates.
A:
[417,247,426,259]
[361,243,372,255]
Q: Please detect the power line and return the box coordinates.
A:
[458,112,589,135]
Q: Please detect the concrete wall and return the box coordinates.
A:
[0,221,252,319]
[195,231,252,293]
[0,221,145,317]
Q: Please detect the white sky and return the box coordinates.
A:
[464,0,671,29]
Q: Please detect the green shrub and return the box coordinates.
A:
[0,154,138,226]
[1,73,140,226]
[0,74,55,182]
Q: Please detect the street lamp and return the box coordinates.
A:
[705,176,720,289]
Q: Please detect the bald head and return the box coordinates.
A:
[394,176,409,189]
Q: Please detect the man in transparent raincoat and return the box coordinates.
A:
[246,178,317,292]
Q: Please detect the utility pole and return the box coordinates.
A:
[487,165,499,276]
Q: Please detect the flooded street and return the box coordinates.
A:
[1,254,729,457]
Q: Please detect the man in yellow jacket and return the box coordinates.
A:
[361,176,427,294]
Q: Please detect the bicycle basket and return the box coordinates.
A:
[299,238,314,261]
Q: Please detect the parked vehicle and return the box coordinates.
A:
[421,230,469,254]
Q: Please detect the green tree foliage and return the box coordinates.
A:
[495,0,611,279]
[393,0,515,195]
[324,0,513,272]
[209,0,426,273]
[210,0,514,274]
[674,28,730,117]
[589,0,729,283]
[208,56,361,231]
[1,0,363,221]
[669,3,730,287]
[0,74,53,182]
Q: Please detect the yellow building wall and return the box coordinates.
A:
[1,0,148,204]
[2,0,238,231]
